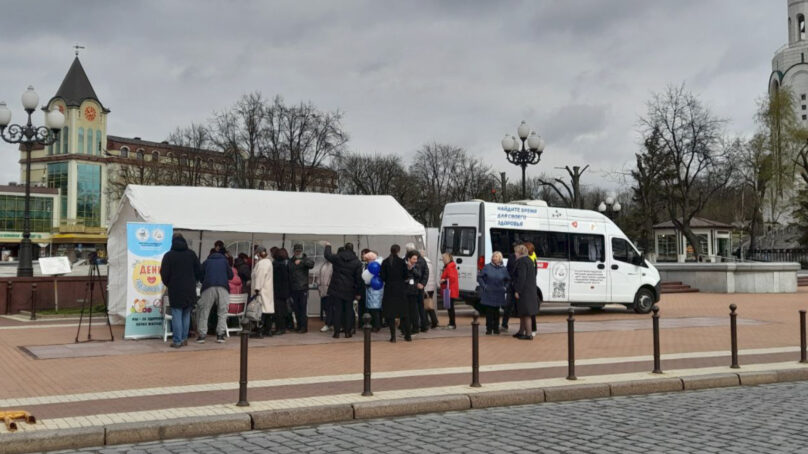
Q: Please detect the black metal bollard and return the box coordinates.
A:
[652,305,662,374]
[471,311,481,388]
[30,283,37,321]
[567,308,576,380]
[800,310,807,364]
[730,304,739,369]
[362,313,373,396]
[236,319,250,407]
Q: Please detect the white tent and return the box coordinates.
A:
[108,185,426,322]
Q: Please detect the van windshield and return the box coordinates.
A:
[442,227,476,256]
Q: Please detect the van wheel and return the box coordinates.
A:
[633,288,654,314]
[590,305,605,311]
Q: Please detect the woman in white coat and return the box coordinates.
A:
[251,247,275,337]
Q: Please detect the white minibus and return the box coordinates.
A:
[439,200,661,313]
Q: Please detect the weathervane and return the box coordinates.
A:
[73,44,85,57]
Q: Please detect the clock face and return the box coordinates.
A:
[84,106,97,122]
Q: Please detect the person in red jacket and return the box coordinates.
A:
[440,253,460,329]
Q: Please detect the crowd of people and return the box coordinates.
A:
[159,232,541,348]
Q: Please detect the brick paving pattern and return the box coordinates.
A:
[53,380,808,453]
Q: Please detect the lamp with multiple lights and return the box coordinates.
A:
[0,86,65,276]
[598,195,621,221]
[501,121,545,199]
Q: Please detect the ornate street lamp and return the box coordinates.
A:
[598,195,621,221]
[502,121,545,199]
[0,86,65,277]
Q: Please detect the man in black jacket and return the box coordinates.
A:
[160,234,202,348]
[502,242,520,332]
[289,244,315,333]
[323,242,362,339]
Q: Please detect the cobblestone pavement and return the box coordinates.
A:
[55,380,808,454]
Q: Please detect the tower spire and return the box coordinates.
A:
[73,44,85,57]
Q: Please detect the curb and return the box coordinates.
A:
[104,414,252,447]
[0,427,104,454]
[2,367,808,454]
[353,395,470,420]
[252,404,354,430]
[609,377,683,396]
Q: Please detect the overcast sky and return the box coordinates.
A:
[0,1,785,190]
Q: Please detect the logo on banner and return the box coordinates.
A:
[132,259,163,294]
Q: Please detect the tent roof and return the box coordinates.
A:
[115,185,425,236]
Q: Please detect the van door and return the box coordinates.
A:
[609,237,644,303]
[568,233,608,302]
[441,226,478,295]
[536,231,570,302]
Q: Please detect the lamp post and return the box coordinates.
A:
[502,121,545,199]
[598,195,621,221]
[0,87,65,277]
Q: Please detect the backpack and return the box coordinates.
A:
[243,294,263,323]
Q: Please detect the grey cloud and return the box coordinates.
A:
[0,1,788,190]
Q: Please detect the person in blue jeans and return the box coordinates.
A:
[160,234,202,348]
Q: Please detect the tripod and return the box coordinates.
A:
[75,257,114,343]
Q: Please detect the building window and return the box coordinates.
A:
[120,146,129,158]
[77,164,102,228]
[47,162,68,217]
[77,128,84,155]
[180,156,188,166]
[803,115,807,120]
[167,152,174,162]
[800,14,806,40]
[802,94,806,101]
[656,234,677,262]
[95,129,102,155]
[152,151,159,162]
[0,195,53,232]
[62,127,69,154]
[136,149,144,160]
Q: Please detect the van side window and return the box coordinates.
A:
[442,227,476,256]
[570,234,604,262]
[489,228,569,260]
[612,238,643,266]
[537,232,568,260]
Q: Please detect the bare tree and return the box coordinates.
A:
[639,84,734,260]
[208,93,267,189]
[336,152,410,198]
[736,134,771,254]
[409,143,496,227]
[628,126,670,254]
[537,165,589,208]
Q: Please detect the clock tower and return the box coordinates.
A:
[21,56,111,254]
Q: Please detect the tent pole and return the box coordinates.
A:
[282,234,286,250]
[250,233,255,262]
[198,231,203,257]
